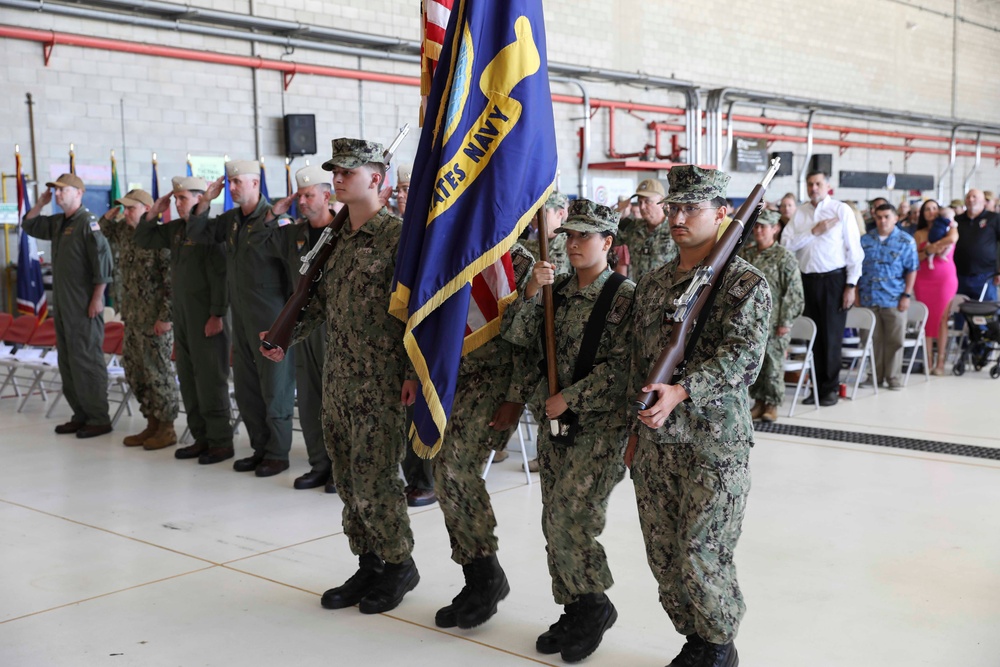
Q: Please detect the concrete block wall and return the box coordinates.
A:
[1,0,999,214]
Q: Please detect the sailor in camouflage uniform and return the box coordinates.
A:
[615,178,679,282]
[138,176,234,465]
[255,165,335,492]
[188,160,295,478]
[431,242,535,632]
[627,166,770,667]
[23,173,114,438]
[737,208,804,422]
[504,199,634,664]
[521,191,570,274]
[99,189,178,450]
[260,139,419,615]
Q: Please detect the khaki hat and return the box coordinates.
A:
[172,176,208,192]
[295,165,331,191]
[664,165,731,204]
[558,199,620,235]
[949,199,964,208]
[225,160,260,178]
[756,208,781,226]
[115,188,154,208]
[545,191,569,210]
[634,178,666,199]
[397,165,412,186]
[322,138,386,171]
[46,173,85,192]
[985,190,996,200]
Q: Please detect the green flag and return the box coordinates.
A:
[110,151,121,208]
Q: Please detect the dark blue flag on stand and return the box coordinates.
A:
[259,158,270,201]
[389,0,557,457]
[223,163,234,212]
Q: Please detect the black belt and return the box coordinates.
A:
[802,267,846,278]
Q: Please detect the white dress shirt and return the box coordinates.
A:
[781,196,865,284]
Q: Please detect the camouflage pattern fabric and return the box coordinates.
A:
[626,255,770,644]
[100,218,178,422]
[738,242,804,405]
[323,138,387,170]
[504,267,635,604]
[521,233,570,275]
[616,216,678,283]
[559,198,620,235]
[664,166,731,204]
[292,207,413,563]
[434,243,535,565]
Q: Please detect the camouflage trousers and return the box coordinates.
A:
[324,376,413,565]
[538,423,626,605]
[435,369,516,565]
[630,433,750,645]
[749,331,790,406]
[122,324,178,422]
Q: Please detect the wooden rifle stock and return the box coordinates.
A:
[537,207,561,437]
[261,124,411,352]
[261,205,350,352]
[633,158,781,412]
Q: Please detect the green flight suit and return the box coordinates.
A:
[188,197,295,461]
[99,217,178,423]
[504,267,635,605]
[134,214,233,447]
[253,218,330,473]
[23,206,113,425]
[627,255,770,645]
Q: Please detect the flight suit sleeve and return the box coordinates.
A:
[133,214,172,249]
[21,214,59,240]
[186,210,227,245]
[677,272,771,410]
[87,231,114,285]
[561,282,635,414]
[207,243,229,318]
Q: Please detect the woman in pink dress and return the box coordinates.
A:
[913,199,959,374]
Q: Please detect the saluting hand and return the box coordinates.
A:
[198,177,225,208]
[37,189,52,208]
[102,206,120,221]
[270,195,295,218]
[378,184,393,208]
[258,330,285,362]
[524,261,555,299]
[148,194,173,219]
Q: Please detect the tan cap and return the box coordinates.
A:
[397,165,412,186]
[115,188,154,208]
[634,178,665,199]
[985,190,996,200]
[46,173,86,192]
[949,199,964,208]
[172,176,208,192]
[225,160,261,178]
[295,165,330,191]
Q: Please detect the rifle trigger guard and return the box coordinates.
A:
[670,265,714,321]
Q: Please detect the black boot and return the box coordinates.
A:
[699,641,738,667]
[668,634,707,666]
[358,557,420,614]
[536,601,580,655]
[435,563,473,628]
[456,553,509,629]
[320,553,384,609]
[559,592,617,663]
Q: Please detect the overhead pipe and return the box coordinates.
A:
[962,132,982,195]
[727,130,988,158]
[721,99,737,168]
[938,126,960,201]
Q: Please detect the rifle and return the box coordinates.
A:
[633,157,781,413]
[261,125,409,352]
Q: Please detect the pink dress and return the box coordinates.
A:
[914,241,959,337]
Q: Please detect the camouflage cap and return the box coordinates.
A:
[635,178,666,199]
[665,165,730,204]
[115,188,154,208]
[756,208,781,226]
[558,198,620,235]
[545,191,569,210]
[172,176,208,192]
[46,173,85,192]
[225,160,260,178]
[322,138,386,171]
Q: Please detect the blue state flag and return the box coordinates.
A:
[16,170,47,320]
[389,0,557,457]
[223,169,234,212]
[260,160,270,201]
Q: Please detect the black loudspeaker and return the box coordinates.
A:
[284,114,317,156]
[809,154,833,177]
[770,151,793,177]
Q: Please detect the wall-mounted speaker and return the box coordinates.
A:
[770,151,793,177]
[284,114,317,156]
[809,154,833,177]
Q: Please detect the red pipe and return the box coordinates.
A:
[730,130,998,159]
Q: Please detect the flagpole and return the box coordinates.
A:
[26,93,39,201]
[69,143,75,175]
[537,208,561,438]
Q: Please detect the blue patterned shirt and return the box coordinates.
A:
[859,227,919,308]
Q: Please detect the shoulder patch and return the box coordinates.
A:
[728,269,763,302]
[90,220,101,232]
[511,250,532,286]
[607,290,633,325]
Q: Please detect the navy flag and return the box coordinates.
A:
[389,0,557,457]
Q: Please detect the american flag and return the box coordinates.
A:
[421,0,454,125]
[15,150,48,320]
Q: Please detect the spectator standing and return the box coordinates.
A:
[913,200,959,375]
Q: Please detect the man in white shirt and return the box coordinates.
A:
[781,171,865,406]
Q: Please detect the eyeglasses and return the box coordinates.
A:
[663,204,719,218]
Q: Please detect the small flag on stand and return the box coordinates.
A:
[69,143,76,175]
[223,155,234,212]
[15,146,48,320]
[259,156,270,201]
[152,152,170,222]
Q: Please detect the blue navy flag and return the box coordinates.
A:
[223,168,234,212]
[16,159,47,320]
[389,0,557,457]
[259,159,270,201]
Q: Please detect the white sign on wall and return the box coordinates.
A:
[591,176,636,206]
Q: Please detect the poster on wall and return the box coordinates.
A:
[189,156,228,204]
[735,138,768,173]
[591,176,636,206]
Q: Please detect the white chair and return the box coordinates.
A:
[842,307,878,399]
[902,300,930,386]
[17,350,62,413]
[482,408,533,486]
[783,316,820,417]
